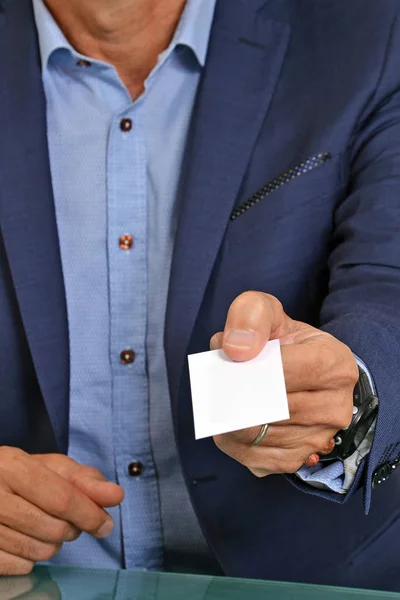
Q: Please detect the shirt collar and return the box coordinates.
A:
[32,0,217,71]
[32,0,73,68]
[171,0,217,67]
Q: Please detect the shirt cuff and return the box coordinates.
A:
[295,354,376,494]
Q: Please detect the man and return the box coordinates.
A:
[0,0,400,590]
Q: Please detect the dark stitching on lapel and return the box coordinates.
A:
[230,152,331,221]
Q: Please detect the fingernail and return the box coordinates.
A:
[95,518,114,539]
[225,329,256,350]
[307,454,320,467]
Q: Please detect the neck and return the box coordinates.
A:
[43,0,187,99]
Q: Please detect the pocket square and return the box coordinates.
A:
[230,152,331,221]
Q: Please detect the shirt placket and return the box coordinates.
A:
[107,102,163,570]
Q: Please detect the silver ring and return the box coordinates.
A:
[252,423,269,447]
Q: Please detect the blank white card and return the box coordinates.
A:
[188,339,289,440]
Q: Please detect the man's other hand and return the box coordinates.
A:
[0,450,123,575]
[210,292,358,477]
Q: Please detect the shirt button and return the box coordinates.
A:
[128,462,143,477]
[120,350,135,364]
[119,235,133,250]
[76,59,92,68]
[120,118,133,132]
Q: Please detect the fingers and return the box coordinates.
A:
[0,549,33,576]
[214,435,309,476]
[218,424,334,454]
[304,437,335,467]
[0,523,60,563]
[214,424,337,476]
[319,438,336,455]
[210,332,223,351]
[34,454,107,482]
[304,454,320,467]
[0,448,114,539]
[220,292,299,362]
[72,477,124,508]
[281,334,359,393]
[211,292,357,396]
[35,454,124,507]
[0,449,125,576]
[209,292,359,479]
[0,489,80,543]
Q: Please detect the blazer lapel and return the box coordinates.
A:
[165,0,291,401]
[0,0,69,452]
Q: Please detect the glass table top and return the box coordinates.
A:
[1,567,399,600]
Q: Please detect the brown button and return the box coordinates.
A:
[119,235,133,250]
[76,59,92,68]
[120,118,133,132]
[128,462,143,477]
[120,350,135,364]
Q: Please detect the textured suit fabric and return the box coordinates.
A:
[1,0,400,590]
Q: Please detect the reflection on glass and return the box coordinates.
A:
[0,567,396,600]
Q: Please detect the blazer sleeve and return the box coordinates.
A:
[312,12,400,514]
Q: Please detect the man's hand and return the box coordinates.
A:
[210,292,359,477]
[0,449,124,575]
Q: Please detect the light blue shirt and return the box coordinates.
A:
[33,0,373,573]
[33,0,218,572]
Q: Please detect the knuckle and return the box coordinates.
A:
[327,344,359,389]
[316,347,336,381]
[55,489,74,515]
[331,394,354,431]
[264,293,283,314]
[337,408,353,431]
[23,503,47,535]
[0,446,25,464]
[344,356,359,387]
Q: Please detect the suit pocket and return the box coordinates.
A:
[229,152,343,227]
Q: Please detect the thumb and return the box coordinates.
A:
[218,292,299,362]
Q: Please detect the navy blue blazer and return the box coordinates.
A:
[1,0,400,591]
